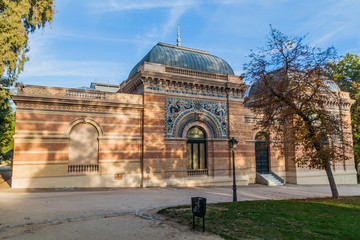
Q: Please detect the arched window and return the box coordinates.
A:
[255,132,269,174]
[68,123,99,173]
[186,127,207,170]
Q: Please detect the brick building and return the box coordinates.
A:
[11,42,357,188]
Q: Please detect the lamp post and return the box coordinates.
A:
[228,137,238,202]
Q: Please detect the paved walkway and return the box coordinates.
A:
[0,184,359,239]
[0,166,11,190]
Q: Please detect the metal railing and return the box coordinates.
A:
[68,165,99,173]
[187,169,208,176]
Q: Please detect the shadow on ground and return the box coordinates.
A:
[0,166,11,189]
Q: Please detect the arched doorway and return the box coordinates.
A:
[186,127,207,170]
[255,132,269,174]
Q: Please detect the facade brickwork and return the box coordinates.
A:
[11,86,143,188]
[10,43,358,188]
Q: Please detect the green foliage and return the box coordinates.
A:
[328,53,360,94]
[244,28,347,168]
[0,0,54,162]
[159,197,360,240]
[0,0,55,85]
[0,79,15,161]
[244,27,350,197]
[328,53,360,172]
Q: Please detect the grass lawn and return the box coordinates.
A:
[158,196,360,240]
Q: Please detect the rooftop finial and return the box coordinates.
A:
[177,25,181,46]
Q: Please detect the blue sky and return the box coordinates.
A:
[20,0,360,88]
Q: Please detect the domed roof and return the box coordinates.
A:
[128,42,234,77]
[244,78,341,98]
[322,80,341,92]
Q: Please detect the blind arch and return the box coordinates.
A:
[69,123,99,165]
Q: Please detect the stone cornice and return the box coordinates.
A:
[13,135,69,139]
[120,62,248,98]
[140,76,246,99]
[15,85,142,104]
[12,94,143,110]
[14,102,142,114]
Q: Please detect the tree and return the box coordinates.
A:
[0,0,55,162]
[328,53,360,177]
[0,79,15,162]
[244,27,352,198]
[0,0,55,85]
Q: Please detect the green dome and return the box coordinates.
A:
[128,42,234,78]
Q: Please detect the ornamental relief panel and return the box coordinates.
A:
[165,97,228,138]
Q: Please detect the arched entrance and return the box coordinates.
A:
[186,127,207,170]
[255,132,269,174]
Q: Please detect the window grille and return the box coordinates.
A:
[68,165,99,173]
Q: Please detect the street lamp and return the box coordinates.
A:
[228,137,238,202]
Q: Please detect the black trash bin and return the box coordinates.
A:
[191,197,206,231]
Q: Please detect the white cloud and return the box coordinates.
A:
[22,33,129,84]
[300,1,360,46]
[22,60,119,77]
[210,0,287,7]
[26,31,51,59]
[48,31,141,44]
[313,26,346,46]
[20,59,130,87]
[88,0,198,56]
[92,0,196,13]
[161,4,190,40]
[131,0,198,56]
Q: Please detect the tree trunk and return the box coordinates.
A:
[324,161,339,198]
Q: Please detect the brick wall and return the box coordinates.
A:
[11,87,143,188]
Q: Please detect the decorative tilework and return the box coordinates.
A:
[148,87,227,99]
[165,97,228,138]
[229,96,243,100]
[177,113,221,138]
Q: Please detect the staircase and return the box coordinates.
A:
[256,172,284,186]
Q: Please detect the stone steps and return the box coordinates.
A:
[257,173,284,186]
[261,173,284,186]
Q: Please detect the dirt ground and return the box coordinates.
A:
[0,172,359,240]
[0,212,221,240]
